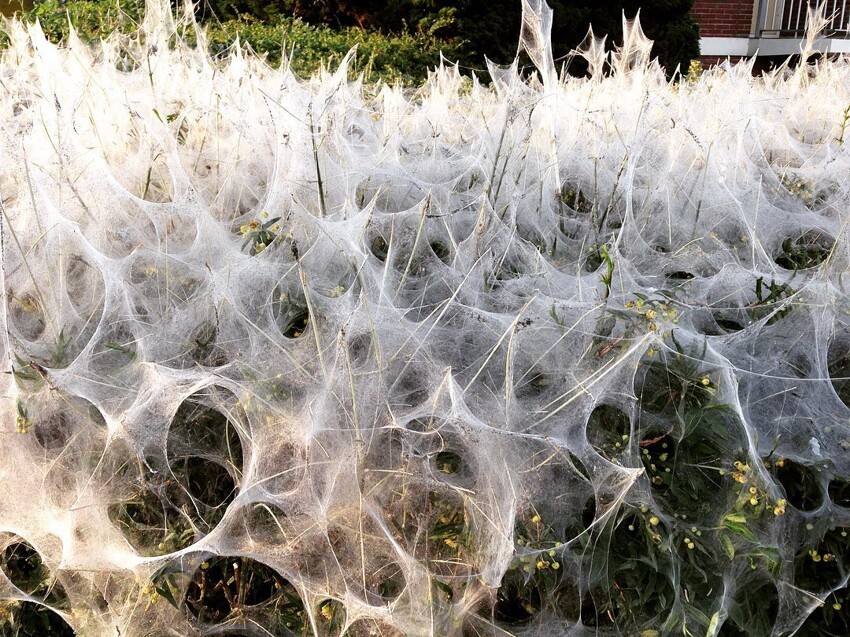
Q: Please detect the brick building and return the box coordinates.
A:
[692,0,850,64]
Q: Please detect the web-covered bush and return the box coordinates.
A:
[0,1,848,636]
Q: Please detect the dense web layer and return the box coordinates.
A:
[0,1,849,635]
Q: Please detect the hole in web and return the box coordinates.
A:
[494,572,542,625]
[771,460,823,512]
[33,411,72,452]
[773,230,834,271]
[428,440,475,490]
[636,348,715,420]
[273,286,309,339]
[165,389,245,532]
[579,593,604,629]
[583,511,676,631]
[493,510,580,626]
[0,537,68,607]
[581,496,597,530]
[666,270,695,282]
[433,451,462,476]
[708,313,747,335]
[0,602,75,636]
[796,580,850,634]
[558,184,593,216]
[181,556,304,627]
[429,239,451,264]
[164,458,236,533]
[748,277,795,325]
[646,428,730,523]
[493,572,580,626]
[828,479,850,508]
[369,234,389,262]
[583,244,608,273]
[636,346,740,522]
[794,525,848,594]
[315,598,346,636]
[586,403,631,460]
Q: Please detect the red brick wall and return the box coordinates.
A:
[699,55,747,67]
[692,0,756,37]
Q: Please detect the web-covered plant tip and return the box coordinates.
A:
[0,0,849,635]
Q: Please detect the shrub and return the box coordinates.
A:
[14,0,459,83]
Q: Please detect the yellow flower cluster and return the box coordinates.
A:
[624,297,679,332]
[535,549,561,571]
[15,413,30,434]
[15,401,30,434]
[731,460,749,484]
[239,212,281,255]
[808,549,835,563]
[513,513,562,573]
[240,219,260,234]
[726,460,789,516]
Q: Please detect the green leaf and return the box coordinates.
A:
[150,564,182,610]
[720,533,735,560]
[685,605,712,628]
[752,547,781,575]
[154,581,179,609]
[706,611,721,636]
[722,517,757,542]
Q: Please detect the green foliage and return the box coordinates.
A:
[13,0,459,83]
[239,214,281,256]
[303,0,702,77]
[774,231,833,270]
[12,1,699,82]
[25,0,143,41]
[202,14,458,83]
[750,277,794,324]
[838,104,850,145]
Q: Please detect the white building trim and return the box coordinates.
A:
[701,36,850,57]
[700,37,750,56]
